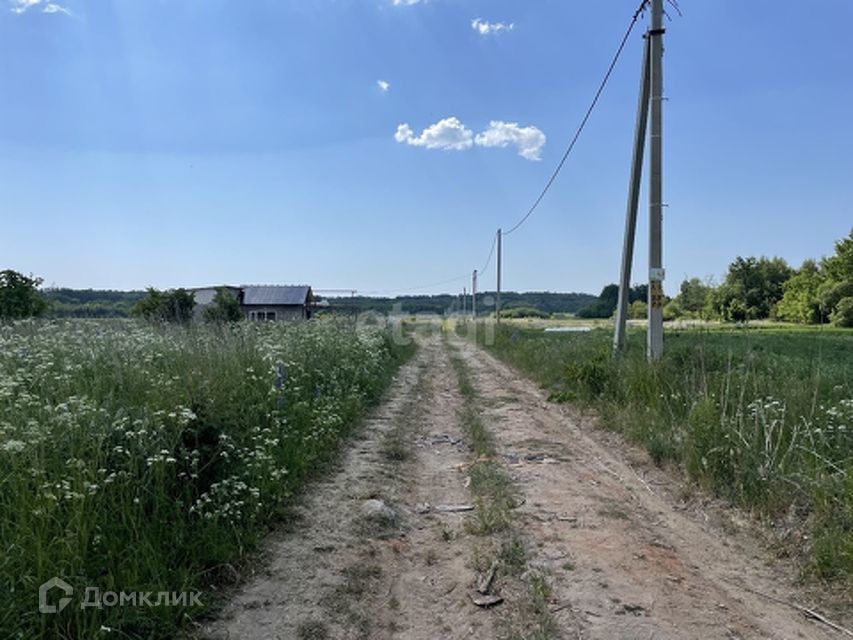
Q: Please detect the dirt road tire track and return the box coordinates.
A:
[201,334,499,640]
[202,330,849,640]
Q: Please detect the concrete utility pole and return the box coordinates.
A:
[472,270,478,319]
[613,35,651,356]
[462,287,467,314]
[647,0,665,361]
[496,229,502,324]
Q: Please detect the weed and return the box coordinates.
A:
[469,322,853,583]
[0,318,412,638]
[498,537,527,574]
[339,563,383,598]
[446,339,559,640]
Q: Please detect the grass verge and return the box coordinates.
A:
[0,318,415,639]
[461,321,853,585]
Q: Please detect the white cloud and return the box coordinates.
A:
[474,121,546,161]
[42,2,70,14]
[377,79,390,92]
[392,0,423,5]
[394,117,474,151]
[395,117,545,161]
[8,0,70,14]
[471,18,514,36]
[9,0,40,14]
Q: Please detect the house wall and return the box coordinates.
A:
[244,305,307,322]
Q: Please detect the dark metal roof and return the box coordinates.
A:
[241,285,311,306]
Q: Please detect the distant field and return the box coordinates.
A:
[463,321,853,582]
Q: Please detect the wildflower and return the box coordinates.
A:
[1,439,25,453]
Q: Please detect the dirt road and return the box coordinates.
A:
[202,331,849,640]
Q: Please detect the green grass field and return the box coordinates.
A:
[0,318,412,639]
[462,321,853,582]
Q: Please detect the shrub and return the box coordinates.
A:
[132,288,196,323]
[830,296,853,327]
[501,306,549,319]
[0,269,47,320]
[203,287,243,323]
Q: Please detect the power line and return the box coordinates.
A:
[362,274,470,296]
[362,230,500,297]
[355,3,653,298]
[480,231,498,274]
[502,0,649,237]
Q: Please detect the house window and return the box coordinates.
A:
[266,311,276,321]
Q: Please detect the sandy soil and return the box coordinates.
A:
[200,331,851,640]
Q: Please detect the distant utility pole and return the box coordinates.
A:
[496,229,502,324]
[472,270,478,319]
[613,0,665,362]
[462,287,467,314]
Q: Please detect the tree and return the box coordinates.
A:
[131,288,195,323]
[576,284,618,318]
[819,280,853,317]
[0,270,48,320]
[576,283,645,319]
[628,284,648,304]
[712,256,793,321]
[676,278,712,318]
[821,228,853,283]
[628,299,648,319]
[663,299,683,321]
[831,297,853,328]
[776,260,824,324]
[203,287,243,323]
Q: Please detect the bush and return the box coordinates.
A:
[203,287,243,323]
[132,288,196,323]
[501,306,549,319]
[629,300,648,319]
[0,270,47,320]
[830,296,853,327]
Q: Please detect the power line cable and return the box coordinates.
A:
[480,231,498,274]
[502,0,649,237]
[363,230,499,296]
[361,3,652,297]
[362,273,470,296]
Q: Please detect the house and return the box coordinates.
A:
[189,285,314,321]
[242,285,314,321]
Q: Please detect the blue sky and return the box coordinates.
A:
[1,0,851,296]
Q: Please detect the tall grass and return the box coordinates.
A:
[464,322,853,582]
[0,318,412,639]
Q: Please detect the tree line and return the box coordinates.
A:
[3,228,851,325]
[326,291,596,316]
[576,228,853,327]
